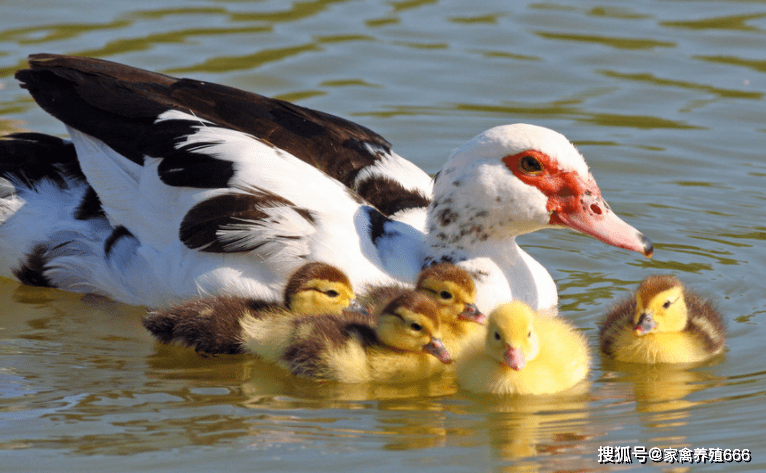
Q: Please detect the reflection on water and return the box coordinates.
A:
[600,358,722,417]
[2,0,766,471]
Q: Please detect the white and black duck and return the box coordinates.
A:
[0,54,653,310]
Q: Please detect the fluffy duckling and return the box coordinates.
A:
[143,261,360,354]
[247,291,452,383]
[456,301,589,395]
[599,275,725,364]
[362,263,486,357]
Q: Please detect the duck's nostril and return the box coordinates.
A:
[590,203,602,215]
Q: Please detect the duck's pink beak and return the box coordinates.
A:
[504,345,525,371]
[549,175,653,258]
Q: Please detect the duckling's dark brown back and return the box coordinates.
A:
[598,295,637,355]
[685,292,726,354]
[281,311,378,379]
[143,296,283,355]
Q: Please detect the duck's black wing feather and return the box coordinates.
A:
[16,53,430,215]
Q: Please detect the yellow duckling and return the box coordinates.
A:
[246,291,452,383]
[362,263,486,357]
[599,274,725,364]
[456,301,589,395]
[142,261,361,354]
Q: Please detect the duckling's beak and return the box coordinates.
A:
[423,338,452,364]
[633,311,656,336]
[459,303,487,324]
[345,298,370,316]
[504,345,525,370]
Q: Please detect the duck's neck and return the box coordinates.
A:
[423,183,559,312]
[425,236,556,313]
[424,178,542,269]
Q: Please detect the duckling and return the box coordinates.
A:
[142,261,361,354]
[414,264,486,356]
[361,263,486,357]
[599,275,725,364]
[456,301,589,395]
[250,291,452,383]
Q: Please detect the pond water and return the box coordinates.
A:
[1,0,765,471]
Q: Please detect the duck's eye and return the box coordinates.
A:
[325,290,340,298]
[494,331,501,341]
[527,330,532,338]
[410,322,423,331]
[662,300,671,309]
[439,290,452,300]
[519,155,543,175]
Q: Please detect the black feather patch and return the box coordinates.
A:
[356,176,430,216]
[16,55,404,204]
[74,186,106,220]
[104,225,136,257]
[179,187,314,253]
[366,206,394,245]
[15,65,166,165]
[141,119,236,189]
[12,243,54,288]
[0,133,83,189]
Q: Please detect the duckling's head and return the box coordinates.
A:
[417,263,486,325]
[375,292,452,364]
[284,262,360,316]
[632,275,688,336]
[485,301,540,370]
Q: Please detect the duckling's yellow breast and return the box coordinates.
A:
[367,347,449,383]
[611,330,714,364]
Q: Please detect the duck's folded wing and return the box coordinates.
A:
[16,53,432,218]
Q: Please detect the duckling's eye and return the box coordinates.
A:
[527,330,532,338]
[439,290,452,300]
[410,322,423,331]
[325,290,340,298]
[519,155,543,175]
[662,300,671,309]
[494,331,501,341]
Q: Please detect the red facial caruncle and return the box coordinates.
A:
[502,150,653,257]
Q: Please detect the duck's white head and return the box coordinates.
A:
[427,124,652,257]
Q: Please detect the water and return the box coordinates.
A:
[1,0,765,471]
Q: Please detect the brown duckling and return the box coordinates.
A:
[362,263,486,357]
[143,261,360,354]
[241,291,452,383]
[599,274,725,364]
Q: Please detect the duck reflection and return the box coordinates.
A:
[600,357,722,417]
[457,388,591,465]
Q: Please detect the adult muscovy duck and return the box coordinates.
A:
[0,54,652,311]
